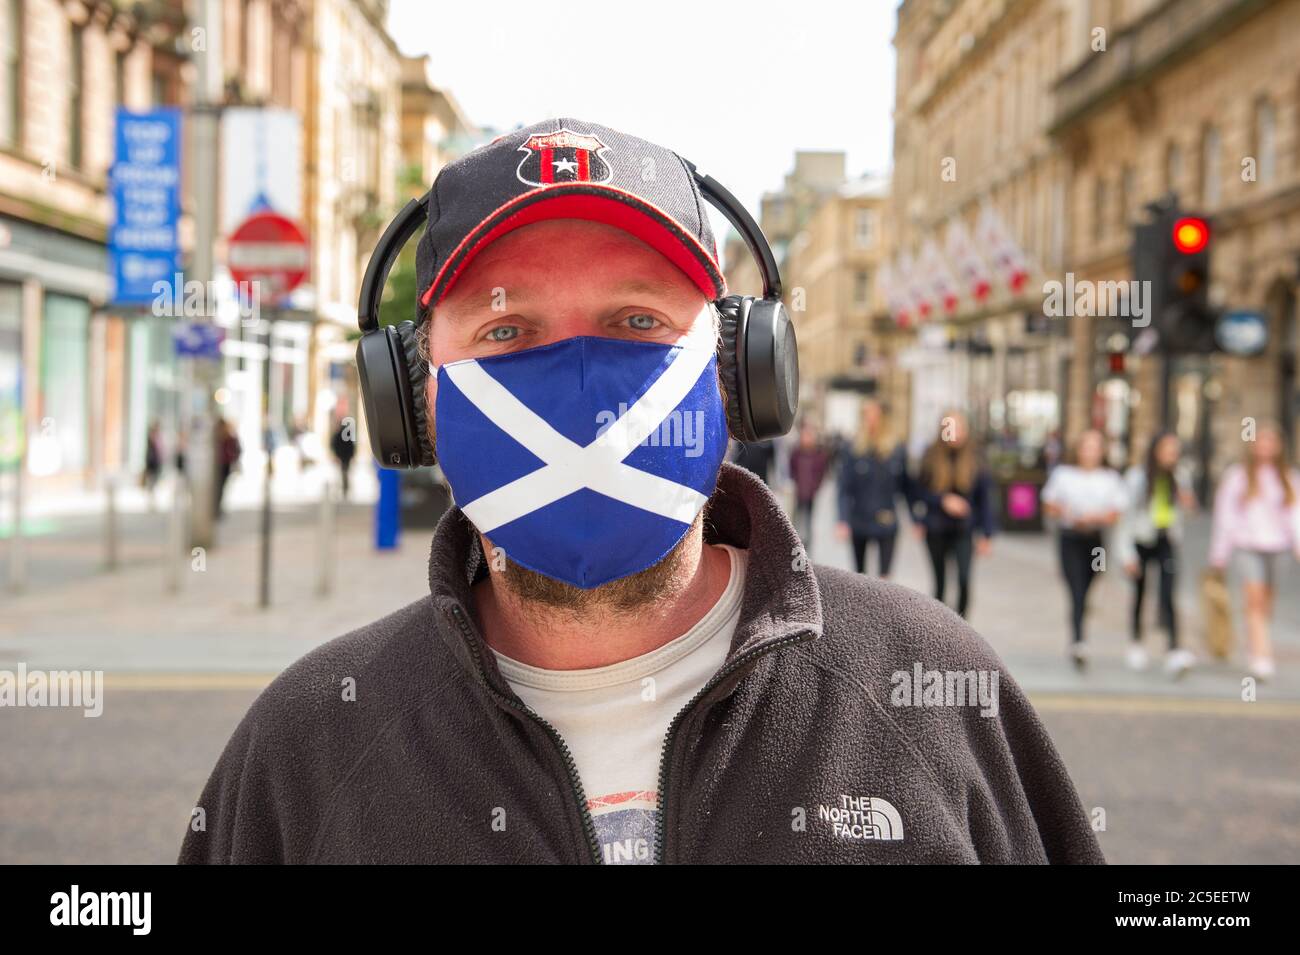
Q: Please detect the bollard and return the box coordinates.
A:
[166,473,186,594]
[316,478,336,597]
[375,464,401,550]
[104,474,119,571]
[7,461,24,592]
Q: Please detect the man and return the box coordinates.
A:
[180,119,1103,865]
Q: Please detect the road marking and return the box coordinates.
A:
[104,672,276,691]
[1028,693,1300,718]
[87,675,1300,716]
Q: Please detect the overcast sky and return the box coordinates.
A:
[386,0,898,265]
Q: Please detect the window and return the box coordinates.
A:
[0,0,20,147]
[1200,125,1221,208]
[854,208,878,248]
[853,269,872,307]
[1253,97,1276,185]
[151,67,168,107]
[1119,164,1135,229]
[1164,141,1183,194]
[115,48,127,107]
[1093,176,1107,243]
[40,294,90,473]
[68,22,84,168]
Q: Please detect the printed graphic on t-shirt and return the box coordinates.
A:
[589,791,657,865]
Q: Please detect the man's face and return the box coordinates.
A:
[425,218,720,610]
[426,218,716,369]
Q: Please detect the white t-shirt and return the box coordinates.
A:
[1041,465,1130,530]
[493,543,747,865]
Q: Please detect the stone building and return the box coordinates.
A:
[1050,0,1300,485]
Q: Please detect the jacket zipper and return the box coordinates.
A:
[652,629,815,865]
[448,603,605,865]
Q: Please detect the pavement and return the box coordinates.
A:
[798,477,1300,702]
[4,469,1296,695]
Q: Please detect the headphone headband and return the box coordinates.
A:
[358,192,430,333]
[356,167,782,332]
[678,159,782,301]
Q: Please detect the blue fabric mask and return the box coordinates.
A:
[434,335,729,589]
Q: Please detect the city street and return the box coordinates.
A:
[2,477,1297,863]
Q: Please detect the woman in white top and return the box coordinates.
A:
[1040,429,1130,670]
[1208,420,1300,680]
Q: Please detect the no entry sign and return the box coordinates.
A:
[227,210,310,300]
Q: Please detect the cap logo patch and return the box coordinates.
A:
[516,128,613,187]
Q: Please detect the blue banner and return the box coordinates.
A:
[172,322,225,360]
[109,108,182,306]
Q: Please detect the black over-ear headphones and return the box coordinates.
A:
[355,160,799,468]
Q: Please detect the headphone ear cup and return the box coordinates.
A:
[356,321,435,468]
[715,295,755,442]
[741,299,799,441]
[394,321,436,467]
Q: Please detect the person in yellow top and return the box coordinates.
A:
[1114,432,1198,677]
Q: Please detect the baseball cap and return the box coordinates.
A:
[413,118,728,317]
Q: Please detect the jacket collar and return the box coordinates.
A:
[427,461,824,690]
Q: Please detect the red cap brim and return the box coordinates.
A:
[420,182,727,310]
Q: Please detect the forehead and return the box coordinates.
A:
[437,219,704,308]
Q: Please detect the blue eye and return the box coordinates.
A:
[487,326,520,342]
[627,313,658,330]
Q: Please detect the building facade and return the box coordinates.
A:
[783,173,910,439]
[891,0,1071,459]
[0,0,183,490]
[1051,0,1300,486]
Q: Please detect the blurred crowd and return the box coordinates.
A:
[730,407,1299,683]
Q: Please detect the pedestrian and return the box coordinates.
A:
[786,419,832,550]
[213,418,242,521]
[1040,428,1129,669]
[1114,431,1198,677]
[1207,419,1300,681]
[330,416,357,500]
[834,398,911,578]
[142,420,163,509]
[913,410,996,617]
[181,119,1101,865]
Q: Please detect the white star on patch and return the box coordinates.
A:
[552,158,578,174]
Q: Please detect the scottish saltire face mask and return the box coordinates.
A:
[434,335,729,589]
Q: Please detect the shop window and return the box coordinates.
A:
[37,294,90,474]
[0,282,21,469]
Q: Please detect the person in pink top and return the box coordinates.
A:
[1208,420,1300,680]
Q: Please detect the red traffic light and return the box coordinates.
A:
[1172,217,1209,254]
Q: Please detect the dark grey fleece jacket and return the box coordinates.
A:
[179,462,1104,864]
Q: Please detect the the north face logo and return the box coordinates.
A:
[818,795,904,841]
[516,128,612,186]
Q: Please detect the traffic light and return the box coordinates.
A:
[1132,200,1217,354]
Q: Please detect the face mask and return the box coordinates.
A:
[434,335,729,589]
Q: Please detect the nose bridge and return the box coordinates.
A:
[538,310,601,348]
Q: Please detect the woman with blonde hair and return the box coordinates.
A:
[834,399,912,578]
[1114,431,1198,677]
[913,410,995,617]
[1208,420,1300,680]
